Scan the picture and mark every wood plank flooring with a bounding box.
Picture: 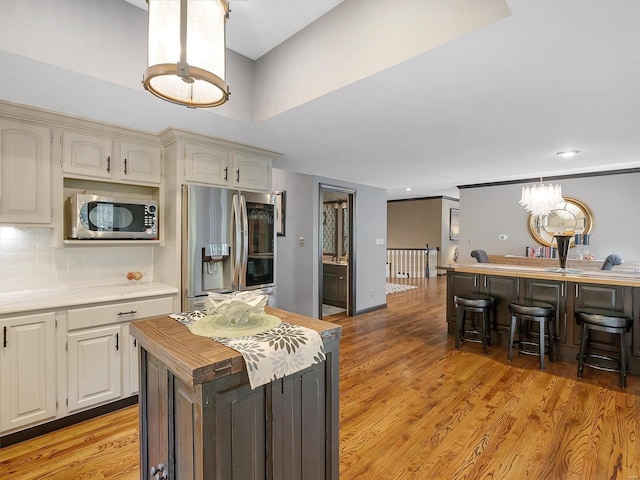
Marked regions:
[2,276,639,479]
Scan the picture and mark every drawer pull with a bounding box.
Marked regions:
[117,310,137,316]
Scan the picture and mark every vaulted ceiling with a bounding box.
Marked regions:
[1,0,638,199]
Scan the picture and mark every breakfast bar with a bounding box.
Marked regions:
[446,263,640,373]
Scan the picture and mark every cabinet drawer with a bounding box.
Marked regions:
[68,297,173,330]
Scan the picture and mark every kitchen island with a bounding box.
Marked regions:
[129,307,341,480]
[446,263,640,373]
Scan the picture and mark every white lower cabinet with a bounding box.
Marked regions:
[0,294,174,437]
[67,324,123,412]
[0,313,56,432]
[65,296,173,411]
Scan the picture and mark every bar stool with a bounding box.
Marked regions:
[575,309,633,388]
[508,301,555,370]
[454,293,494,355]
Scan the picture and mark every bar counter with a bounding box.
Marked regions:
[445,263,640,374]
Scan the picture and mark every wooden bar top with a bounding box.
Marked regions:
[452,263,640,287]
[129,307,342,387]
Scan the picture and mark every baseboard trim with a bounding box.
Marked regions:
[0,395,138,448]
[355,303,387,315]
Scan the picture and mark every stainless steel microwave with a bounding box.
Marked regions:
[65,194,158,240]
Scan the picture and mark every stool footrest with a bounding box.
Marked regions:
[581,353,622,373]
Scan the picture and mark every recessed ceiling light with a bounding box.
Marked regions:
[406,187,412,191]
[556,150,581,158]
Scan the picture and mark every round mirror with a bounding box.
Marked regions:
[527,196,594,247]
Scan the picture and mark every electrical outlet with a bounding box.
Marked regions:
[370,289,375,297]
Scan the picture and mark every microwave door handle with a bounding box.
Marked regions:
[239,194,248,289]
[232,194,242,289]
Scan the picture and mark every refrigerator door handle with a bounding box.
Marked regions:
[239,194,249,289]
[232,194,242,289]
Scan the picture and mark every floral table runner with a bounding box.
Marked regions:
[170,311,325,389]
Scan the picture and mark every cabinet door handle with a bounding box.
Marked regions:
[473,276,477,288]
[115,333,119,351]
[117,310,137,316]
[236,168,240,183]
[133,338,137,347]
[124,158,128,175]
[106,156,111,173]
[224,166,228,181]
[3,326,6,348]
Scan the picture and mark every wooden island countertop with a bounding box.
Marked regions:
[129,306,342,387]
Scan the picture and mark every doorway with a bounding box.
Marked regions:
[319,184,355,319]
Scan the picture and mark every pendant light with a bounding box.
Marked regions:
[519,179,563,217]
[143,0,230,108]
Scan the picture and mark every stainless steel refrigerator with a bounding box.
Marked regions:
[181,185,276,311]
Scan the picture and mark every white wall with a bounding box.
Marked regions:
[458,171,640,264]
[272,169,316,316]
[273,168,387,318]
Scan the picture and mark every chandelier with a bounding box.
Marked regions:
[143,0,230,108]
[519,180,563,217]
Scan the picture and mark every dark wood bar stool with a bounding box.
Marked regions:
[454,293,494,355]
[575,309,633,388]
[508,301,555,370]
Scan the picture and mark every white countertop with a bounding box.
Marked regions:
[0,282,179,316]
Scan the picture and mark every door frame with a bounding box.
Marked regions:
[319,184,356,318]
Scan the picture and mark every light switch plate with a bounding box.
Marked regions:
[376,238,384,246]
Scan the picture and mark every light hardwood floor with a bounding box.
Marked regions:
[1,276,638,479]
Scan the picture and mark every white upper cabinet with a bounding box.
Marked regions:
[119,140,162,184]
[0,118,52,224]
[62,130,113,180]
[62,131,161,185]
[231,152,272,191]
[184,143,230,186]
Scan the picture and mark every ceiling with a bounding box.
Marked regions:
[4,1,640,200]
[123,0,344,60]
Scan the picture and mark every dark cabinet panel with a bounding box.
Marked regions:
[523,278,567,344]
[571,283,632,355]
[446,272,480,330]
[483,275,520,335]
[211,375,266,480]
[323,264,347,308]
[272,361,326,480]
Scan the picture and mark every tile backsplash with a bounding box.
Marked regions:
[0,226,154,294]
